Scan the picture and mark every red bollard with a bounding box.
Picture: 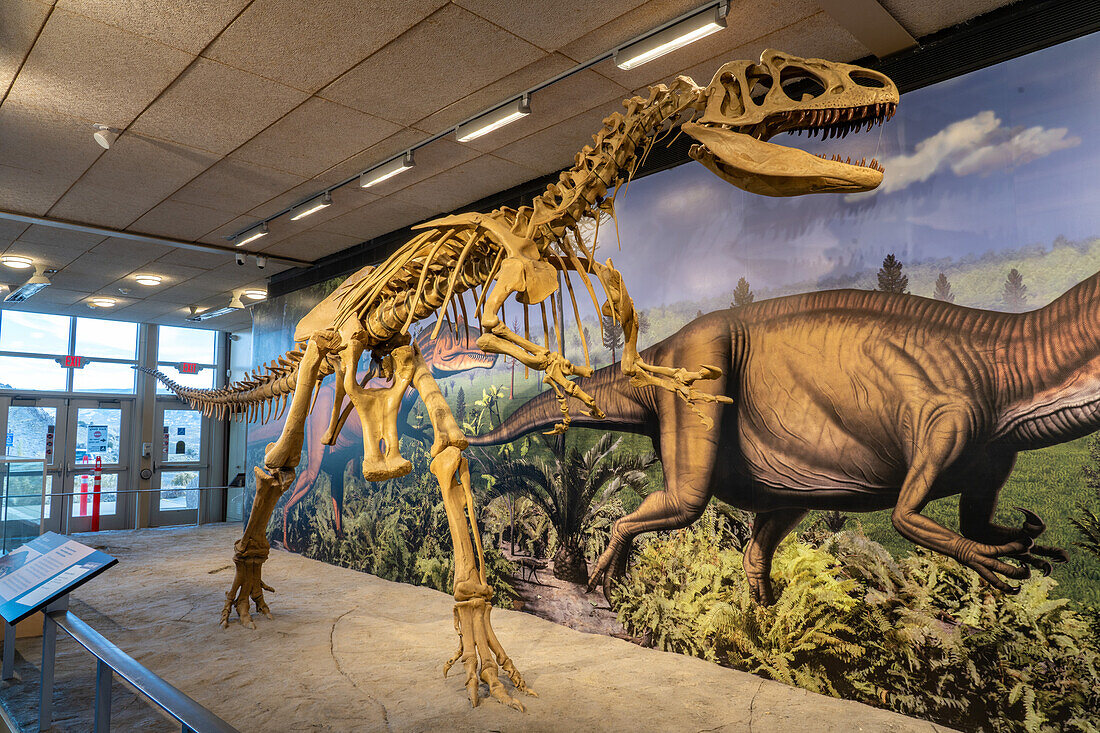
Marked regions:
[91,456,102,531]
[79,454,90,516]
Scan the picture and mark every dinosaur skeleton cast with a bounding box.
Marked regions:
[142,51,898,709]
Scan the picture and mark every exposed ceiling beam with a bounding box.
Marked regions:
[0,210,312,268]
[816,0,917,58]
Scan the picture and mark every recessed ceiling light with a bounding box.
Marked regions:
[242,289,267,300]
[360,152,415,188]
[92,123,121,149]
[233,222,269,247]
[289,192,332,221]
[456,96,531,142]
[135,275,162,286]
[1,255,33,269]
[89,297,116,308]
[614,4,727,70]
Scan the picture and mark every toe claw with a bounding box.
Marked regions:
[1016,507,1045,536]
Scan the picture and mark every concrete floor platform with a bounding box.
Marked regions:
[0,524,953,732]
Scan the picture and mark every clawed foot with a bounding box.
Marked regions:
[221,537,274,629]
[588,540,630,602]
[955,508,1067,593]
[443,599,536,711]
[625,360,731,429]
[745,571,776,606]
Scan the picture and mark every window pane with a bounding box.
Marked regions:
[73,408,121,465]
[75,318,137,359]
[155,365,214,394]
[73,362,136,394]
[0,356,67,391]
[158,326,216,364]
[71,472,117,517]
[158,470,199,511]
[0,312,70,355]
[162,409,202,463]
[4,471,52,522]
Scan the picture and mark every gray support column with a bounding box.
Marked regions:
[94,658,112,733]
[38,595,69,731]
[3,620,15,679]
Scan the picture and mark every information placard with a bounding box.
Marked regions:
[87,425,108,453]
[0,533,116,624]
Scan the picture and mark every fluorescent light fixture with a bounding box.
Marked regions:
[1,255,33,269]
[89,297,116,308]
[135,274,162,286]
[614,4,727,70]
[242,289,267,300]
[92,123,121,149]
[289,192,332,221]
[187,294,245,321]
[360,152,415,188]
[4,267,50,303]
[233,222,268,247]
[456,96,530,142]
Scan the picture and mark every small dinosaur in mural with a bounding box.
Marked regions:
[141,50,898,710]
[469,286,1086,604]
[248,318,496,548]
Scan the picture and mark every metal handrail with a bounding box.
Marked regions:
[48,609,239,733]
[49,485,233,498]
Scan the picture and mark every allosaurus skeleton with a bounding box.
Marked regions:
[144,50,898,710]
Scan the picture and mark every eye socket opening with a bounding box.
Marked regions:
[780,67,825,101]
[849,70,886,88]
[747,73,772,105]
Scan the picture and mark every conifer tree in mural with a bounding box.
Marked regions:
[731,277,755,308]
[933,272,955,302]
[601,312,623,363]
[876,253,909,293]
[1003,267,1028,311]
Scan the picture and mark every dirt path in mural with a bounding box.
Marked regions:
[500,544,641,641]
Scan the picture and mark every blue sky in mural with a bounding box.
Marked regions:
[604,32,1100,309]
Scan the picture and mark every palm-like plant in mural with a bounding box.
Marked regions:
[485,433,657,583]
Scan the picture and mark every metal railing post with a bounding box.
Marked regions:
[95,658,112,733]
[3,620,14,679]
[38,594,69,731]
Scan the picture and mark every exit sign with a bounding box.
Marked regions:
[177,362,200,374]
[59,355,87,369]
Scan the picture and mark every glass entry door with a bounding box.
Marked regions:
[64,400,131,532]
[151,400,208,526]
[0,397,62,537]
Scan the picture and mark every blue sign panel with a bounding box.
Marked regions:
[0,533,116,624]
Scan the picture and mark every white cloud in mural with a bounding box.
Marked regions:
[860,111,1080,197]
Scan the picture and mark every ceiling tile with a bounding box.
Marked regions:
[5,8,193,125]
[10,287,91,307]
[244,179,378,222]
[204,0,448,93]
[16,224,105,249]
[0,0,52,97]
[260,230,362,259]
[320,4,544,126]
[172,158,305,216]
[124,259,210,284]
[878,0,1015,38]
[231,98,403,178]
[390,154,538,214]
[192,262,265,289]
[47,135,220,228]
[130,58,308,155]
[55,0,250,54]
[454,0,647,52]
[112,300,184,320]
[0,102,107,214]
[89,238,169,269]
[316,197,435,240]
[1,241,86,270]
[463,68,628,153]
[312,127,429,187]
[0,222,28,240]
[153,247,234,270]
[145,280,224,303]
[494,104,611,171]
[129,199,238,242]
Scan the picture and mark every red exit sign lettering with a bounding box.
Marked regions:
[177,362,200,374]
[60,355,86,368]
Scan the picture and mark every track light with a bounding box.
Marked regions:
[92,124,121,149]
[242,289,267,300]
[456,96,530,142]
[233,222,268,247]
[289,192,332,221]
[1,255,33,269]
[89,297,116,308]
[360,152,415,188]
[135,275,162,286]
[4,267,50,303]
[187,294,245,322]
[614,3,727,70]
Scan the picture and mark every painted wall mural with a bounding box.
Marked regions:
[247,33,1100,731]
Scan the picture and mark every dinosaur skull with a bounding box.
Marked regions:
[682,49,898,196]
